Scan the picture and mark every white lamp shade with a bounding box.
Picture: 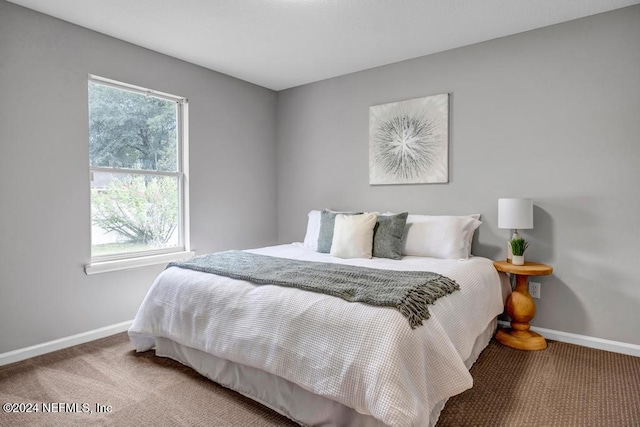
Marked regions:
[498,198,533,230]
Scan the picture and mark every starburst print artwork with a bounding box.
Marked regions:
[369,94,449,184]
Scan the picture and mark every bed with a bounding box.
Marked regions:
[129,211,510,426]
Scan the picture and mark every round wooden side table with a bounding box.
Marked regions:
[493,261,553,351]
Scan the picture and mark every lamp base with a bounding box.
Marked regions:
[506,229,521,263]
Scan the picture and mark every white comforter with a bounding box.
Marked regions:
[129,244,506,426]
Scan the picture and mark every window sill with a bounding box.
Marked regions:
[85,250,195,275]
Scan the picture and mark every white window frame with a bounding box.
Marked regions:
[85,75,193,274]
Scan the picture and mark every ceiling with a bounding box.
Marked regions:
[8,0,640,91]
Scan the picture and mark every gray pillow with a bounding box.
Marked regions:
[373,212,409,259]
[317,210,361,253]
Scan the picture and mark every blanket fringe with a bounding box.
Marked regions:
[398,278,460,329]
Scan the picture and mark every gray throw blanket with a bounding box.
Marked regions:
[168,251,459,329]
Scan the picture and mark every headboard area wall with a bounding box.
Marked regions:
[275,6,640,346]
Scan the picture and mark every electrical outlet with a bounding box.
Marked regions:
[529,282,541,299]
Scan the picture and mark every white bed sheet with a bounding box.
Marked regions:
[129,243,508,426]
[154,317,497,427]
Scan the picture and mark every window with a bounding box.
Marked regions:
[86,76,190,273]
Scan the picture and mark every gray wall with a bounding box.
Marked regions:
[2,1,638,354]
[0,1,278,354]
[276,6,640,345]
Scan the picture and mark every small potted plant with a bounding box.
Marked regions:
[509,237,529,266]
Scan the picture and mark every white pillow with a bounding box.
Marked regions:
[405,214,481,257]
[330,213,378,259]
[403,215,481,259]
[303,210,322,250]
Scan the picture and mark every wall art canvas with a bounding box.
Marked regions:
[369,93,449,185]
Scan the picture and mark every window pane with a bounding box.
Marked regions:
[88,81,178,172]
[91,172,180,257]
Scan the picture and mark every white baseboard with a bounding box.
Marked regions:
[3,320,637,367]
[497,320,640,357]
[0,320,133,367]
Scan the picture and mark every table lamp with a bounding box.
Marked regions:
[498,198,533,263]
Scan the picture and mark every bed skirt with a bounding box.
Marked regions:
[151,317,497,427]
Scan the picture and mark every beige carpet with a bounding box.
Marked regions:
[0,334,297,427]
[437,338,640,426]
[1,333,638,426]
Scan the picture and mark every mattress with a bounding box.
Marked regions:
[129,243,510,426]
